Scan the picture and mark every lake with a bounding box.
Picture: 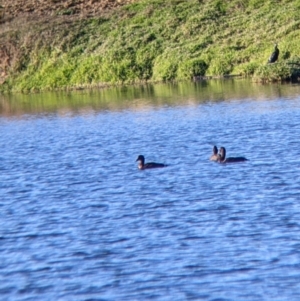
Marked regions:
[1,79,300,300]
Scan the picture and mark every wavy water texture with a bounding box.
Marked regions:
[1,80,300,300]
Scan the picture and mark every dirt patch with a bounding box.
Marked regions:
[0,0,138,85]
[1,0,136,19]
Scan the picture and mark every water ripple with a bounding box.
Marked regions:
[1,82,300,300]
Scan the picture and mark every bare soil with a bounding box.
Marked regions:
[1,0,135,19]
[0,0,137,85]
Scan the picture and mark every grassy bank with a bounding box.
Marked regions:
[1,0,300,92]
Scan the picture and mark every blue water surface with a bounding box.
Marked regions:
[1,80,300,300]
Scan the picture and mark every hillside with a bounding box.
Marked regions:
[0,0,300,92]
[0,0,135,18]
[0,0,135,86]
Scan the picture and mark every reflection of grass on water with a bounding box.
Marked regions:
[2,79,299,117]
[1,0,300,92]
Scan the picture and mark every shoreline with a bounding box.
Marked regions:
[1,73,300,96]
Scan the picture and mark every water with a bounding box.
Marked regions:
[1,79,300,300]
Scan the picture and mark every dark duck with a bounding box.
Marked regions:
[268,43,279,63]
[210,146,219,161]
[217,147,248,163]
[136,155,167,170]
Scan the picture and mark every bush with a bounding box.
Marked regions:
[207,58,233,76]
[253,62,291,82]
[178,58,208,79]
[152,50,179,81]
[240,62,259,76]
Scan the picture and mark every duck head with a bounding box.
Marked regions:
[136,155,144,161]
[218,147,226,161]
[213,145,218,155]
[136,155,145,169]
[136,155,145,164]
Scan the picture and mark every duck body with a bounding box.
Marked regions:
[220,156,248,163]
[209,145,219,161]
[268,44,279,63]
[136,155,167,170]
[217,147,248,163]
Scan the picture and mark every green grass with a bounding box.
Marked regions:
[1,0,300,92]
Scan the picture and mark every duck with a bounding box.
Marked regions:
[268,43,279,63]
[209,145,219,161]
[136,155,167,170]
[217,146,248,163]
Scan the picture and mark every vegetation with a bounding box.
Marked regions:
[1,0,300,92]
